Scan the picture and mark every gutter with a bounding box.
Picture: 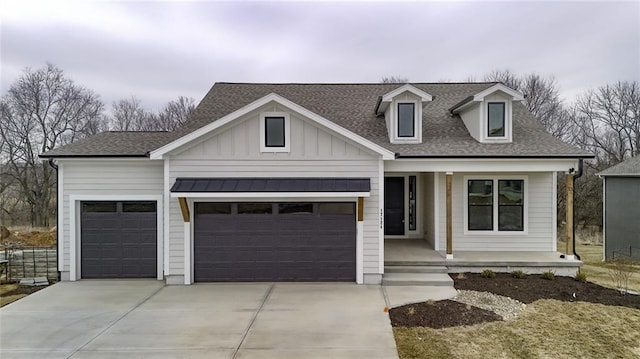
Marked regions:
[395,154,596,159]
[48,159,61,282]
[572,159,584,260]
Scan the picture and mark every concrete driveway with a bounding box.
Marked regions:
[0,281,398,358]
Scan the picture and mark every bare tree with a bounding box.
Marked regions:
[381,76,409,84]
[108,96,195,131]
[0,63,104,226]
[572,81,640,168]
[109,96,150,131]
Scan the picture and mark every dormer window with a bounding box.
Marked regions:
[398,103,415,137]
[260,112,290,152]
[487,102,505,137]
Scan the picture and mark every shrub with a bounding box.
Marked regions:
[541,270,555,280]
[511,270,526,279]
[574,269,587,283]
[407,306,416,316]
[608,256,633,295]
[481,269,496,278]
[455,272,467,280]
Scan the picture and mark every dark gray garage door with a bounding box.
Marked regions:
[81,201,157,278]
[194,202,356,282]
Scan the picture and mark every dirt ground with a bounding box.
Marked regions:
[0,226,56,248]
[390,273,640,328]
[0,283,48,307]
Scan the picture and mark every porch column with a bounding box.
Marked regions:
[178,198,193,284]
[565,174,575,260]
[356,197,364,284]
[446,172,453,259]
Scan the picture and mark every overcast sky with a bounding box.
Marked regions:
[1,1,639,112]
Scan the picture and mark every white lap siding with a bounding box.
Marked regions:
[59,160,164,277]
[437,172,555,251]
[166,104,383,279]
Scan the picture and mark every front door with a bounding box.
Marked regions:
[384,177,405,235]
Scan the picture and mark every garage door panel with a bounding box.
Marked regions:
[194,202,355,282]
[81,201,157,279]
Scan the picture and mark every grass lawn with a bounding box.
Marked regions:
[573,243,640,292]
[0,283,27,307]
[394,299,640,359]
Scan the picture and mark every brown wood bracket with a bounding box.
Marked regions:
[178,197,190,222]
[357,197,364,222]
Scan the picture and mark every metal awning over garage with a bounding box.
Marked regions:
[170,178,371,197]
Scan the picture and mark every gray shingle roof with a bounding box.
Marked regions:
[40,131,175,157]
[598,156,640,176]
[41,82,593,158]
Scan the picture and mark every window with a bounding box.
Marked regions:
[498,180,524,231]
[487,102,505,137]
[467,178,525,232]
[468,180,493,230]
[260,112,290,152]
[408,176,417,230]
[279,203,313,214]
[397,103,415,137]
[265,116,285,147]
[82,202,117,213]
[318,203,354,215]
[122,202,156,213]
[196,203,231,214]
[238,203,272,214]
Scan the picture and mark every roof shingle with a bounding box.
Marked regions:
[41,82,593,158]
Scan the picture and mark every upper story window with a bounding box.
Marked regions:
[397,103,415,137]
[487,102,506,137]
[260,112,290,152]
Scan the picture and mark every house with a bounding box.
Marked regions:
[40,82,594,285]
[598,156,640,261]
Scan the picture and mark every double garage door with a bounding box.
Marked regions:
[194,202,356,282]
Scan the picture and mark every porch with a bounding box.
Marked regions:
[384,239,582,276]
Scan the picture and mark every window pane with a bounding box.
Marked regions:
[196,203,231,214]
[238,203,272,214]
[82,202,117,213]
[398,103,415,137]
[122,202,156,212]
[318,203,354,215]
[468,180,493,205]
[488,103,505,137]
[279,203,313,214]
[498,180,523,205]
[469,206,493,230]
[265,117,285,147]
[499,205,523,231]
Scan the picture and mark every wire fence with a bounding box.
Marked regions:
[0,246,57,282]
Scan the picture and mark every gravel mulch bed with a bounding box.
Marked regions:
[389,273,639,329]
[454,273,640,309]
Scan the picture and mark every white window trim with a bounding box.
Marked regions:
[391,99,421,144]
[481,100,512,143]
[260,111,290,153]
[463,175,528,235]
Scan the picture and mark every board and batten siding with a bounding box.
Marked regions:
[59,160,164,275]
[437,172,555,251]
[166,102,383,277]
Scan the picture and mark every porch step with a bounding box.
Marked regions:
[384,265,448,274]
[382,272,454,286]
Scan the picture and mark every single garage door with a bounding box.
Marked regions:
[81,201,157,278]
[194,202,356,282]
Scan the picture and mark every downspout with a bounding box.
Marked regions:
[572,159,584,260]
[48,159,61,281]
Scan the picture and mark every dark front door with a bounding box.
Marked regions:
[384,177,405,235]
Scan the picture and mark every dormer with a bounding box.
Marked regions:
[449,83,524,144]
[375,84,433,144]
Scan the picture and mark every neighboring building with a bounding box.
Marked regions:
[40,82,594,284]
[598,156,640,261]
